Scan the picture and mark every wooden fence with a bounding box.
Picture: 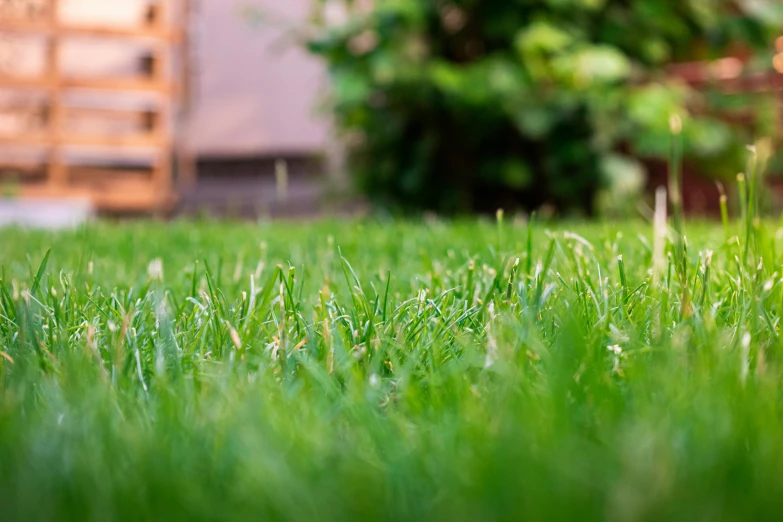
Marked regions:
[0,0,188,212]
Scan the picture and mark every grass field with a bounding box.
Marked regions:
[2,214,783,521]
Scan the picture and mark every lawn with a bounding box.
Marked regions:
[1,217,783,521]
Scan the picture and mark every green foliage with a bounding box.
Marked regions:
[3,211,783,519]
[306,0,781,215]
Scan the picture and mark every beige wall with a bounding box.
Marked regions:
[188,0,329,157]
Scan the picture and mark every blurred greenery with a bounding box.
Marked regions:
[305,0,782,215]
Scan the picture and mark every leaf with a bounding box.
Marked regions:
[332,71,371,105]
[572,45,632,84]
[742,0,783,25]
[515,21,573,55]
[430,61,464,94]
[685,118,734,157]
[600,153,646,195]
[513,105,556,139]
[486,59,525,98]
[30,249,51,297]
[501,160,533,190]
[627,83,689,132]
[0,269,16,322]
[641,38,671,64]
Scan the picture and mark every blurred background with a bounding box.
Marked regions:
[1,0,782,225]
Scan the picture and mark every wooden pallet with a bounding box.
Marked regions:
[0,0,189,212]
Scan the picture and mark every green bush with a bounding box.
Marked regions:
[306,0,782,215]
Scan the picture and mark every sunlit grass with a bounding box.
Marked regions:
[1,207,783,520]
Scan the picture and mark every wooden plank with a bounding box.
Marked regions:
[667,59,783,93]
[0,75,171,93]
[0,76,54,91]
[64,106,158,131]
[19,184,92,201]
[64,133,166,148]
[0,162,47,176]
[172,0,196,189]
[62,77,172,93]
[63,24,176,41]
[0,19,176,41]
[20,180,175,212]
[69,168,153,183]
[72,179,173,211]
[0,133,52,145]
[46,1,66,188]
[0,104,160,123]
[152,140,173,192]
[667,58,744,83]
[65,106,157,116]
[0,132,167,148]
[690,73,783,94]
[92,190,175,212]
[0,19,52,33]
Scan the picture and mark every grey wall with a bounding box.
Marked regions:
[187,0,329,157]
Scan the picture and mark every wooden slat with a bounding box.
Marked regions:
[70,168,152,183]
[0,162,47,175]
[0,19,51,33]
[0,76,53,91]
[92,189,175,212]
[20,180,176,212]
[0,104,158,121]
[152,137,173,191]
[0,131,166,148]
[64,106,156,117]
[0,132,52,145]
[64,133,166,148]
[74,180,173,211]
[65,106,158,134]
[667,59,783,93]
[63,24,176,41]
[64,106,158,131]
[1,165,158,185]
[0,19,176,41]
[0,75,171,93]
[173,0,197,189]
[63,77,171,93]
[19,184,92,201]
[45,2,66,188]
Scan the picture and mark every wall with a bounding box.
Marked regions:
[187,0,329,157]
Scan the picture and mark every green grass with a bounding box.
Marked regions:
[2,216,783,521]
